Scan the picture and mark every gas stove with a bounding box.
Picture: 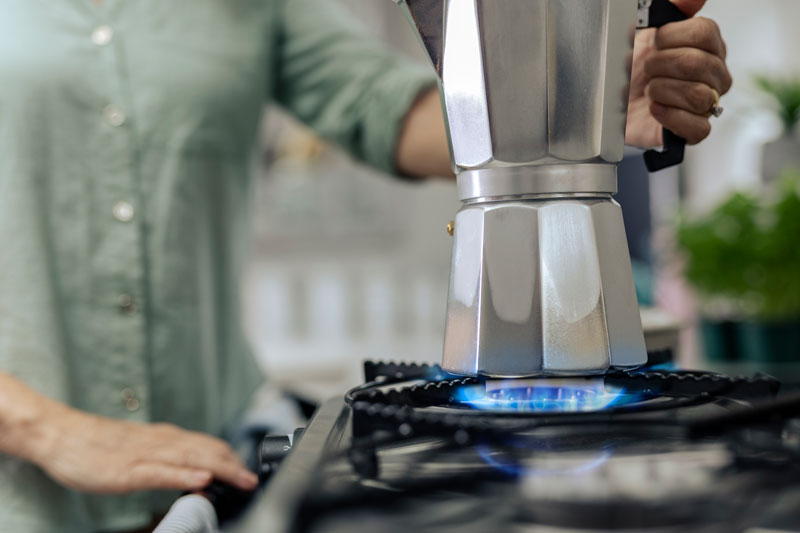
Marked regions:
[232,353,800,533]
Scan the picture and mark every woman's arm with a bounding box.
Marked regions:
[394,89,453,179]
[0,371,258,494]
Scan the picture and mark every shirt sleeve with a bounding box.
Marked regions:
[272,0,438,174]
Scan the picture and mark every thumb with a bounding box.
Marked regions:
[670,0,706,17]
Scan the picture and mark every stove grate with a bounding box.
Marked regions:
[344,354,786,478]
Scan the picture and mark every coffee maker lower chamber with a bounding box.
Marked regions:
[443,166,646,377]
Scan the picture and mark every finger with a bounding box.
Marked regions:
[650,102,712,145]
[123,463,212,493]
[181,444,256,490]
[195,453,256,490]
[644,47,733,95]
[188,433,241,462]
[156,441,257,490]
[655,17,726,59]
[646,78,718,116]
[669,0,706,17]
[150,424,240,463]
[147,426,256,490]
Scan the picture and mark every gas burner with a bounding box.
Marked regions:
[456,377,643,413]
[237,355,800,533]
[345,357,781,448]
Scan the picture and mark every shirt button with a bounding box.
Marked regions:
[121,387,140,412]
[103,104,126,127]
[91,25,113,46]
[118,293,136,314]
[112,201,134,222]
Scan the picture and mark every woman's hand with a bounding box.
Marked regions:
[26,402,258,495]
[626,0,733,148]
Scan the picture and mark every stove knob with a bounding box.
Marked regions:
[259,435,292,483]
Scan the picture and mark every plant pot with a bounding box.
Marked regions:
[700,319,742,361]
[762,134,800,182]
[737,320,800,363]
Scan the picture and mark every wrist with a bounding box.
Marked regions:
[26,400,73,468]
[0,389,69,465]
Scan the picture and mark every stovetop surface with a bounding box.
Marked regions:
[234,356,800,533]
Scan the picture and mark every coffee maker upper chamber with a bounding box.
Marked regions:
[395,0,657,377]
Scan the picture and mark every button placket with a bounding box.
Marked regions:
[90,12,151,422]
[94,26,127,130]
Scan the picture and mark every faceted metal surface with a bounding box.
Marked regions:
[396,0,638,195]
[442,198,646,377]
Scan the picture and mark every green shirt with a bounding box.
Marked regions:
[0,1,433,530]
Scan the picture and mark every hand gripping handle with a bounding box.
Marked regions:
[640,0,689,172]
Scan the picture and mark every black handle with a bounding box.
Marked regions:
[643,0,688,28]
[644,129,685,172]
[642,0,689,173]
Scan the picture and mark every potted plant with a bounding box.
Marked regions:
[756,75,800,181]
[676,170,800,362]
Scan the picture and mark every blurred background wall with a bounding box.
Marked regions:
[243,0,800,400]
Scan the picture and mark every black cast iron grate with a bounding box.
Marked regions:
[343,353,787,477]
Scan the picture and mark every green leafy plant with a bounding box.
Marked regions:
[755,75,800,135]
[676,170,800,322]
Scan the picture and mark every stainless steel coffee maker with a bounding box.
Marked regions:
[395,0,687,377]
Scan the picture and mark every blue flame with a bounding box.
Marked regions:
[477,443,614,477]
[453,379,641,413]
[645,362,678,371]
